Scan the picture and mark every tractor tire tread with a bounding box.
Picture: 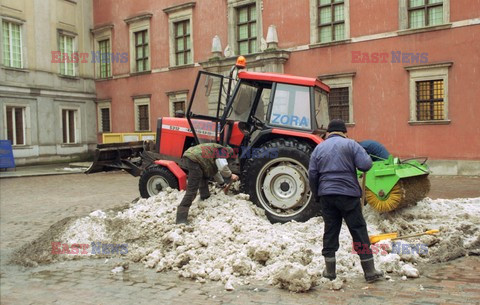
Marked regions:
[138,166,179,198]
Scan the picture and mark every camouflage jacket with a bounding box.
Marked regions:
[183,143,234,177]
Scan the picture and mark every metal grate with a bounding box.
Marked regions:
[174,101,185,112]
[101,108,110,132]
[138,105,149,131]
[416,80,444,120]
[328,87,349,122]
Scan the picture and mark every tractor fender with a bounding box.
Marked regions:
[154,160,187,190]
[244,129,322,159]
[271,129,323,145]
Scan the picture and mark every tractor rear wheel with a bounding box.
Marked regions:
[139,166,179,198]
[242,138,319,223]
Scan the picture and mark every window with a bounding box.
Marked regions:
[62,109,77,143]
[97,102,111,133]
[135,30,149,72]
[134,97,150,131]
[173,101,185,113]
[59,34,75,76]
[237,4,257,55]
[408,0,444,29]
[328,87,349,122]
[6,106,25,145]
[319,73,355,123]
[227,0,262,56]
[100,108,111,132]
[174,20,191,66]
[167,90,189,117]
[164,3,195,68]
[98,39,111,78]
[2,20,23,68]
[415,80,444,120]
[406,62,451,124]
[270,84,311,130]
[318,0,345,42]
[138,105,149,130]
[126,13,152,74]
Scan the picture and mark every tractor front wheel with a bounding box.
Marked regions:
[242,138,319,223]
[139,166,179,198]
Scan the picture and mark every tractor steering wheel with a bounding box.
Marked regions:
[251,115,265,129]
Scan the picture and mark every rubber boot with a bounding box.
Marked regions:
[322,257,336,280]
[176,207,189,225]
[361,258,384,283]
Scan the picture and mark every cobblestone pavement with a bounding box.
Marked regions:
[1,173,479,305]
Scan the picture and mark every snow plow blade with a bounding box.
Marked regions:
[359,156,431,213]
[85,141,151,177]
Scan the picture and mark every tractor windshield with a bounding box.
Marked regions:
[270,84,312,130]
[314,88,330,130]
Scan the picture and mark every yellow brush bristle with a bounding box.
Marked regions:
[365,183,403,213]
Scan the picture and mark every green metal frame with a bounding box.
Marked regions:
[358,155,430,200]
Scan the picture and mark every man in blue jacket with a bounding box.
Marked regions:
[308,119,384,283]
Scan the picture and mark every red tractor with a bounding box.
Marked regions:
[87,57,332,223]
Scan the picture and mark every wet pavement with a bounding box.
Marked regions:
[0,170,479,304]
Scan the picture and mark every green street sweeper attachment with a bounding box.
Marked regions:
[359,156,431,213]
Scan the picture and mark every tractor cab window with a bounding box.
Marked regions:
[314,88,330,129]
[227,82,259,122]
[254,87,271,122]
[270,84,311,130]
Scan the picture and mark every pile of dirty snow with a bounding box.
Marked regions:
[12,188,480,292]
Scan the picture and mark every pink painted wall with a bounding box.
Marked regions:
[93,0,480,161]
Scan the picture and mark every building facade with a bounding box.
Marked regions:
[91,0,480,175]
[0,0,96,165]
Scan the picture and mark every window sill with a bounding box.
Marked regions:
[12,145,32,149]
[168,64,195,71]
[398,24,452,36]
[346,122,355,127]
[408,120,451,126]
[95,76,113,82]
[59,74,80,80]
[2,66,29,73]
[129,70,152,77]
[309,39,352,49]
[61,143,83,147]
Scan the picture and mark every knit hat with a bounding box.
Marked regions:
[327,119,347,133]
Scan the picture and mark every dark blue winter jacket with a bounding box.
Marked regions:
[359,140,390,161]
[308,134,372,198]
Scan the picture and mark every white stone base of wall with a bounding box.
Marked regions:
[427,160,480,176]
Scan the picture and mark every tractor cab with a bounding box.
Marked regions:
[186,56,331,152]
